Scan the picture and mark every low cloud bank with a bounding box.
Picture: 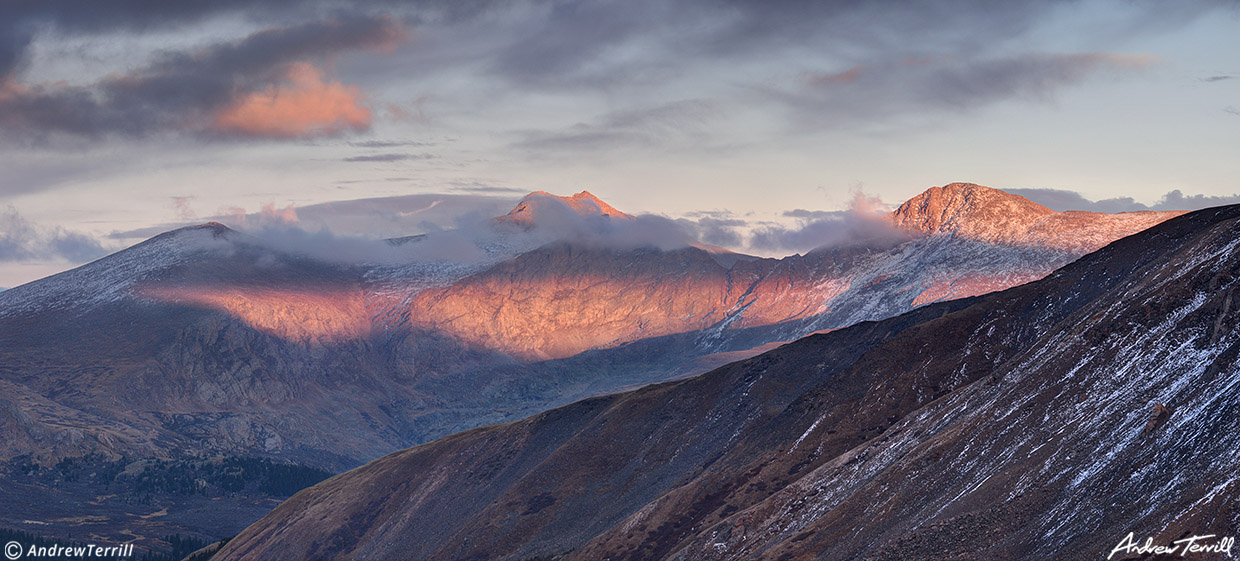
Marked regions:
[0,206,110,263]
[747,190,913,255]
[1007,188,1240,213]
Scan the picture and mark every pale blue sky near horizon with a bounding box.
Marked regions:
[1,0,1238,287]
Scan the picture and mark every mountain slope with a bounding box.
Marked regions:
[0,184,1187,547]
[214,204,1240,561]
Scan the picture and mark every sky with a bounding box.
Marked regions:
[1,0,1238,287]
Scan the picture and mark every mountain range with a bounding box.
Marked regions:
[0,183,1187,549]
[213,201,1240,561]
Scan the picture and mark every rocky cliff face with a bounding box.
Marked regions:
[214,204,1240,561]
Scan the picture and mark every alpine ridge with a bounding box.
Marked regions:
[214,203,1240,561]
[0,183,1187,546]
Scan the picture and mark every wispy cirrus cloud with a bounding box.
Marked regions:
[342,152,436,162]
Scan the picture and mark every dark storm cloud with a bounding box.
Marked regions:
[342,153,436,162]
[1008,188,1240,212]
[0,14,405,141]
[0,205,108,263]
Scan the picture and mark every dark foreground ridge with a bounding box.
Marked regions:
[215,204,1240,561]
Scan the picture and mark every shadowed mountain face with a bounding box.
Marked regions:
[214,204,1240,561]
[0,185,1185,545]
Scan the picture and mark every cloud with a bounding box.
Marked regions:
[342,152,436,162]
[171,196,197,220]
[110,193,524,242]
[677,216,748,248]
[2,0,1229,148]
[494,196,703,253]
[259,203,299,224]
[448,183,527,194]
[346,139,436,148]
[0,14,406,142]
[1007,188,1240,212]
[1153,190,1240,211]
[515,99,717,153]
[1200,75,1237,82]
[0,206,109,263]
[161,193,701,266]
[672,210,751,248]
[211,63,372,139]
[776,52,1157,128]
[747,190,911,254]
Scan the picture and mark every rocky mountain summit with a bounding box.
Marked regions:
[892,182,1181,252]
[500,190,635,226]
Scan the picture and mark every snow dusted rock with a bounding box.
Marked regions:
[892,182,1183,253]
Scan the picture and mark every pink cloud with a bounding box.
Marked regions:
[261,203,299,224]
[807,66,864,86]
[211,63,371,139]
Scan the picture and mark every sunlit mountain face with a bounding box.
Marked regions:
[31,185,1179,355]
[0,184,1189,549]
